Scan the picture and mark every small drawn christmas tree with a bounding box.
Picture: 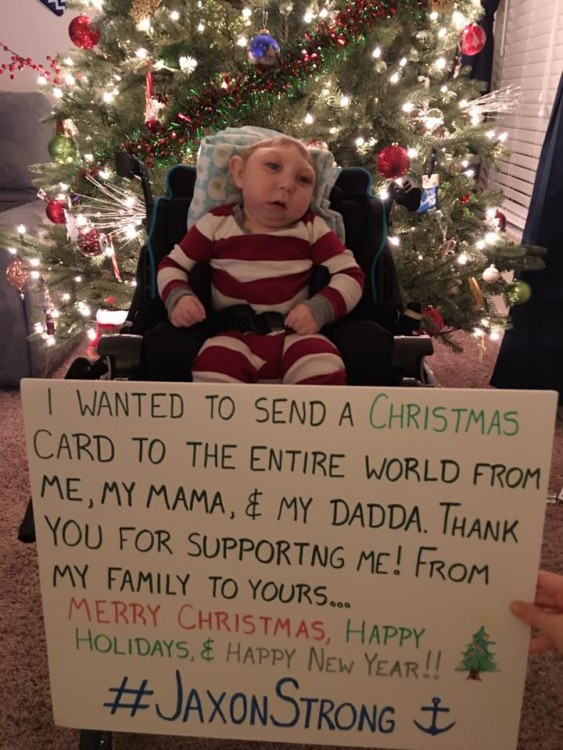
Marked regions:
[456,626,499,681]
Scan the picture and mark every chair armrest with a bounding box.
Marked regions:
[393,334,434,357]
[392,335,434,384]
[97,334,143,379]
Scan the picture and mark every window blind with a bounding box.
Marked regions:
[485,0,563,239]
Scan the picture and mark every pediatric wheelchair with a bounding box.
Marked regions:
[94,161,433,386]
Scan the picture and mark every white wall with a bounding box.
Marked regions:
[1,0,78,91]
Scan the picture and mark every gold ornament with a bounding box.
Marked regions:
[468,276,485,309]
[129,0,163,23]
[429,0,455,12]
[6,258,28,294]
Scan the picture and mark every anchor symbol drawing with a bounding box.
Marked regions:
[413,696,456,736]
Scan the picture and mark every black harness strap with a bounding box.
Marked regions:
[205,305,286,336]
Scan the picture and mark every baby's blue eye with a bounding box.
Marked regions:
[299,176,314,185]
[266,162,280,170]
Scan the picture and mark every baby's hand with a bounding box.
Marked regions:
[285,304,319,335]
[170,295,206,328]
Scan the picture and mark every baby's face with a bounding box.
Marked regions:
[231,144,316,232]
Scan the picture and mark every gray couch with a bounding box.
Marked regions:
[0,91,80,386]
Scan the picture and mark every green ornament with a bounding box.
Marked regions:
[48,133,77,164]
[505,280,532,306]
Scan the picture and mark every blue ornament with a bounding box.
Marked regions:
[247,30,280,68]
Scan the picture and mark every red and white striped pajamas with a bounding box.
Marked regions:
[157,204,364,384]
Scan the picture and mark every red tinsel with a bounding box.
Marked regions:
[124,0,427,163]
[422,305,445,335]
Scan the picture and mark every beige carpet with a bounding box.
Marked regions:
[1,333,562,750]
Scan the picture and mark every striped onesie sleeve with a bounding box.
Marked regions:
[157,210,218,315]
[304,212,364,326]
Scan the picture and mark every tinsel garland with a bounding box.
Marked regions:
[117,0,428,164]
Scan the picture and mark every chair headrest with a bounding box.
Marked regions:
[335,168,372,197]
[166,164,197,197]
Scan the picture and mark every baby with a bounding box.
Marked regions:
[157,136,364,384]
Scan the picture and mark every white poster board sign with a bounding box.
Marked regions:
[21,379,557,749]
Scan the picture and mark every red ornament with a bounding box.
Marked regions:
[145,68,167,131]
[69,15,100,50]
[77,228,106,257]
[45,199,67,224]
[377,144,410,179]
[493,209,507,231]
[460,193,472,205]
[422,305,444,336]
[458,23,486,56]
[45,310,55,336]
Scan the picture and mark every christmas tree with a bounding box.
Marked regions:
[1,0,545,352]
[456,625,499,680]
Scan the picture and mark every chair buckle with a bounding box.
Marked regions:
[255,311,286,335]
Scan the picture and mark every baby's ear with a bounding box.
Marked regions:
[229,155,245,189]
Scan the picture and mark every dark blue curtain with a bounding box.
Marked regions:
[460,0,500,92]
[490,73,563,401]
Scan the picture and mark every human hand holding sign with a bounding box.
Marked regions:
[511,570,563,654]
[285,303,319,335]
[170,295,206,328]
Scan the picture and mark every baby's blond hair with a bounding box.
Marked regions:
[238,136,314,166]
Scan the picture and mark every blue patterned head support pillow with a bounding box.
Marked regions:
[187,126,345,240]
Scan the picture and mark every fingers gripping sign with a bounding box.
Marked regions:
[511,570,563,654]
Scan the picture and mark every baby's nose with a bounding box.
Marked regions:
[278,177,296,192]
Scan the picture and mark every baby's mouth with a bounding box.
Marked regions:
[270,200,286,208]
